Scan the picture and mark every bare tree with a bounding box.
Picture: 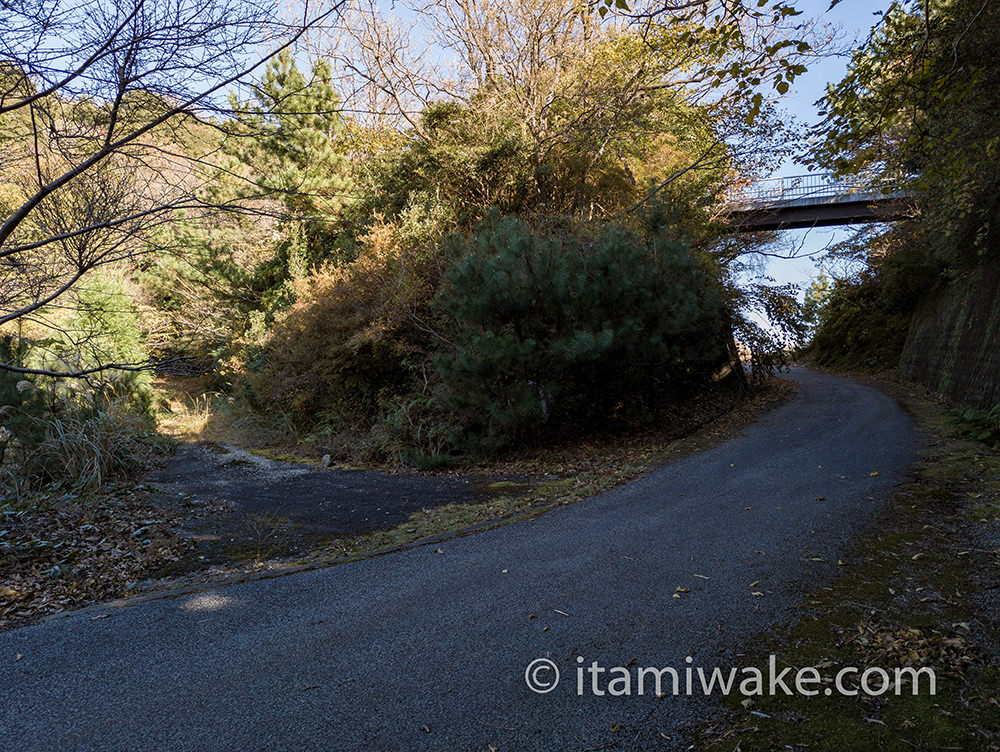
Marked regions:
[0,0,345,376]
[321,0,812,218]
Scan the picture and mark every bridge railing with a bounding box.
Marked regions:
[730,173,878,209]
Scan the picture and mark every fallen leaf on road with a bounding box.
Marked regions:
[749,580,760,588]
[869,471,880,477]
[744,506,752,511]
[90,614,109,621]
[15,654,23,661]
[434,548,443,554]
[675,587,690,593]
[751,592,764,597]
[610,723,621,732]
[694,574,710,580]
[815,496,826,501]
[673,594,681,599]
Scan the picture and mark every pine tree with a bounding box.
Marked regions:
[434,217,729,452]
[230,51,352,259]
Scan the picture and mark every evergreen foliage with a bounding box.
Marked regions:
[809,226,940,368]
[2,1,818,476]
[57,274,153,412]
[802,273,833,333]
[229,50,352,255]
[954,404,1000,446]
[434,216,729,452]
[0,336,53,458]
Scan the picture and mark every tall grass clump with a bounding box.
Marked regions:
[22,409,169,494]
[0,337,169,498]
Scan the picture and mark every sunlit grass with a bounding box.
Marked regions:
[153,376,298,448]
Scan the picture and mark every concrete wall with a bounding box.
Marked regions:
[899,262,1000,409]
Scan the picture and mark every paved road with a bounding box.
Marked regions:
[0,370,916,751]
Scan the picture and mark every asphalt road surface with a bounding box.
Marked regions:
[0,369,917,751]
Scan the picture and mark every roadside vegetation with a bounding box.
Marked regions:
[697,375,1000,751]
[1,0,811,477]
[806,0,1000,378]
[2,0,997,665]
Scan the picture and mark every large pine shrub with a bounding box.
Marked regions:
[434,216,730,452]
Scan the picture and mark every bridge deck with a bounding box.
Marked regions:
[725,174,916,231]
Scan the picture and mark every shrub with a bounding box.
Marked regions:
[49,272,155,414]
[809,275,912,369]
[954,404,1000,445]
[0,336,53,457]
[809,224,941,369]
[20,409,168,494]
[433,216,730,452]
[253,219,440,428]
[0,335,166,496]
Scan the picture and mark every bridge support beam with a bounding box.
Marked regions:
[726,196,917,232]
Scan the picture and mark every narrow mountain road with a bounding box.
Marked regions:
[0,370,917,751]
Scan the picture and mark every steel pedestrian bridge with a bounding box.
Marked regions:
[725,173,916,231]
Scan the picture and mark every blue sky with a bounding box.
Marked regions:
[758,0,896,291]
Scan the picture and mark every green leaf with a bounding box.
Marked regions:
[745,92,764,125]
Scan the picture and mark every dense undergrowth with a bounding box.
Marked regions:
[1,4,811,486]
[240,213,742,466]
[806,0,1000,404]
[806,223,942,371]
[0,336,169,499]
